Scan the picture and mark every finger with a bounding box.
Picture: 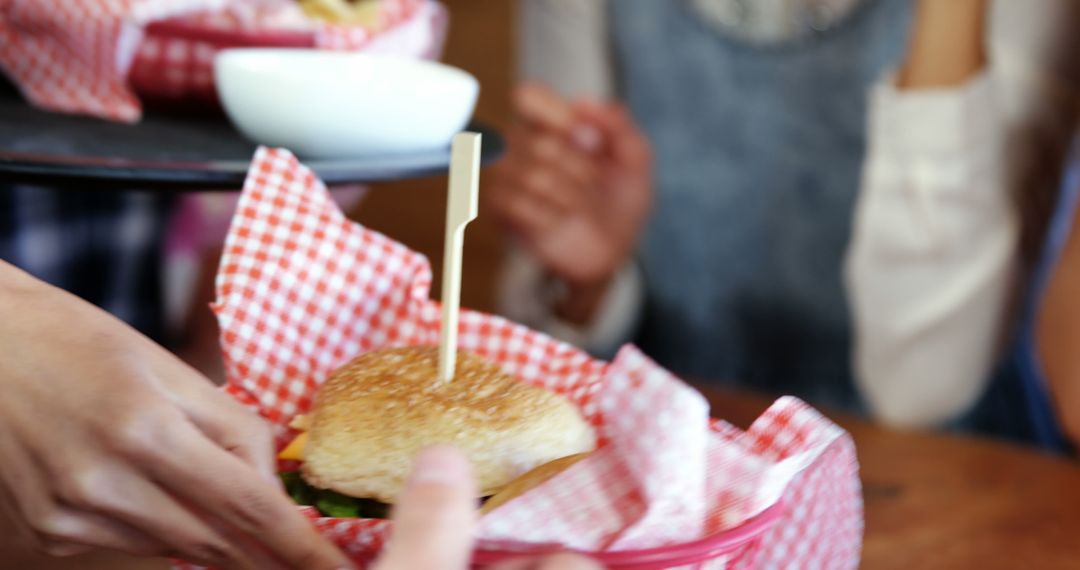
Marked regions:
[537,553,604,569]
[515,166,580,215]
[499,192,562,244]
[569,123,604,154]
[487,558,541,570]
[30,507,164,559]
[518,131,598,198]
[573,101,651,168]
[489,553,604,570]
[154,361,279,485]
[374,446,476,570]
[0,440,37,549]
[41,461,264,568]
[8,416,248,567]
[36,541,94,558]
[74,321,274,484]
[145,423,354,570]
[0,431,81,553]
[194,391,278,487]
[515,83,577,133]
[503,130,588,213]
[203,516,295,570]
[492,133,586,216]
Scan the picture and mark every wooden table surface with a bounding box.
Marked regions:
[703,386,1080,569]
[4,387,1079,569]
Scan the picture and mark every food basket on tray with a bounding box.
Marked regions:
[171,147,864,569]
[128,0,444,109]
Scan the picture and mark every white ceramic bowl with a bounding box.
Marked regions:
[215,49,479,158]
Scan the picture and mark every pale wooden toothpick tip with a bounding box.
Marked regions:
[438,132,482,383]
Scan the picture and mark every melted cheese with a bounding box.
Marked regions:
[278,432,308,461]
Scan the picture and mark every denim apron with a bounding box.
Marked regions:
[608,0,912,412]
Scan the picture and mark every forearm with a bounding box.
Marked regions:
[898,0,988,90]
[0,259,44,302]
[1038,225,1080,445]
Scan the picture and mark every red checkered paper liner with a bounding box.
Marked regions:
[0,0,435,122]
[130,0,441,106]
[0,0,222,121]
[173,147,862,569]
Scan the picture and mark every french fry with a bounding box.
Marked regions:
[299,0,382,26]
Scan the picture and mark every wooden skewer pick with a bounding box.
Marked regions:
[438,132,482,383]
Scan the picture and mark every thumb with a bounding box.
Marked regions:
[374,446,478,570]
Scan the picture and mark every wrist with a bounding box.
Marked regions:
[0,261,52,339]
[0,260,38,299]
[550,274,614,327]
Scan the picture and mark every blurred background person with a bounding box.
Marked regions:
[490,0,914,415]
[1036,143,1080,450]
[1024,11,1080,451]
[489,0,1080,438]
[851,0,1080,451]
[1030,142,1080,451]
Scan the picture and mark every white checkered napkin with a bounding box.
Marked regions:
[0,0,222,121]
[473,394,862,565]
[181,148,863,569]
[475,346,710,551]
[706,398,863,569]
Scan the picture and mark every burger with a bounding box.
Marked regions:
[277,346,596,517]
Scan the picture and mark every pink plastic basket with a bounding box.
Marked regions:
[470,501,785,570]
[128,0,426,111]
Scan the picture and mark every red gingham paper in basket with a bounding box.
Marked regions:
[173,147,862,569]
[0,0,222,121]
[130,0,438,106]
[0,0,432,122]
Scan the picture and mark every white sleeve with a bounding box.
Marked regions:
[498,247,644,358]
[517,0,613,98]
[497,0,636,355]
[845,71,1020,428]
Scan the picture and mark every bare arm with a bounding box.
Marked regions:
[1037,200,1080,444]
[898,0,988,89]
[847,0,1019,427]
[492,0,650,354]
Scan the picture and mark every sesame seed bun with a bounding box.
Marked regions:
[301,346,596,503]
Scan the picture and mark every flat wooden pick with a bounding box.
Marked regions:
[438,132,482,382]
